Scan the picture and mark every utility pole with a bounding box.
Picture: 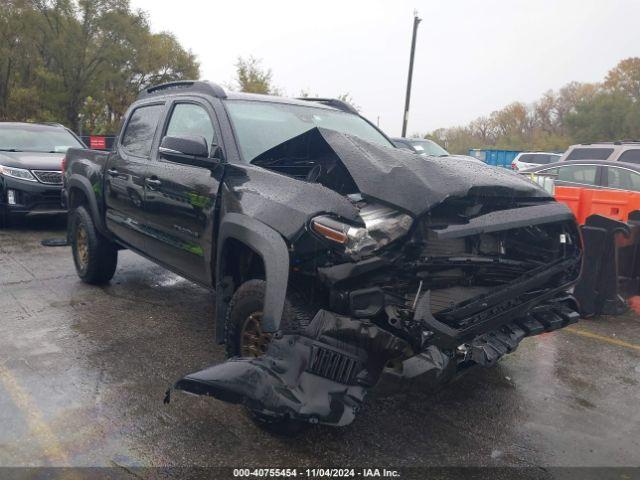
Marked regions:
[401,11,421,137]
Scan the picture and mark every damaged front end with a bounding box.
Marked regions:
[172,128,583,428]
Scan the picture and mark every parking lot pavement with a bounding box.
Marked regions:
[1,216,639,472]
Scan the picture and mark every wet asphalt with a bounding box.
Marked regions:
[0,215,639,473]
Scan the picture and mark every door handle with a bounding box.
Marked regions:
[145,178,162,187]
[107,168,118,176]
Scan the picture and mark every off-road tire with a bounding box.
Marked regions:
[224,279,304,358]
[70,206,118,285]
[224,279,309,435]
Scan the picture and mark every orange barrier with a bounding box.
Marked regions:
[554,186,640,225]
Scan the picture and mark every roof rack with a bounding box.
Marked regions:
[38,122,65,128]
[137,80,226,100]
[296,97,359,115]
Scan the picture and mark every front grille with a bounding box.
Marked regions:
[32,170,62,185]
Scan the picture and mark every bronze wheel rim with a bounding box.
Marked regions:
[76,225,89,269]
[240,311,272,357]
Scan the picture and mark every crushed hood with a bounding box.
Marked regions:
[251,127,552,217]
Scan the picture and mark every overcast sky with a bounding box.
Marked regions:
[131,0,639,137]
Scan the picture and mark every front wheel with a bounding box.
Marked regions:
[70,206,118,285]
[224,279,309,435]
[224,279,304,358]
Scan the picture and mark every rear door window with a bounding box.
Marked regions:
[556,165,598,186]
[618,149,640,164]
[566,147,613,161]
[121,104,164,157]
[606,167,640,192]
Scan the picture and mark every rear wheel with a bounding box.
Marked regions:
[224,279,309,435]
[70,206,118,284]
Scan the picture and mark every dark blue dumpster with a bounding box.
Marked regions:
[468,149,521,168]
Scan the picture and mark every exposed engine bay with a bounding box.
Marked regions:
[172,128,583,429]
[307,200,581,350]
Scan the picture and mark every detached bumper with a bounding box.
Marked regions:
[0,175,64,215]
[171,296,578,427]
[174,311,406,427]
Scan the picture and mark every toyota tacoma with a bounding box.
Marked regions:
[62,81,582,433]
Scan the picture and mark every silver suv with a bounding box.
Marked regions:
[559,141,640,163]
[512,152,561,171]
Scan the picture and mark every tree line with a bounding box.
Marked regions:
[0,0,199,134]
[423,58,640,154]
[0,0,357,136]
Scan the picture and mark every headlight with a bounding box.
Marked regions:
[311,204,413,259]
[0,165,37,182]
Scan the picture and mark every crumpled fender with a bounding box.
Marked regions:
[221,163,359,241]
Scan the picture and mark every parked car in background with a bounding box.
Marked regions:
[391,137,449,156]
[511,152,562,171]
[0,122,85,227]
[393,137,483,163]
[522,160,640,225]
[559,141,640,163]
[522,160,640,191]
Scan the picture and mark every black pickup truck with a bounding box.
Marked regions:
[63,81,582,433]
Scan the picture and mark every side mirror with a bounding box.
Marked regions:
[159,135,223,169]
[160,135,209,158]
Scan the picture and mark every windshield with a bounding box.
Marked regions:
[408,139,449,156]
[225,100,393,162]
[0,125,83,153]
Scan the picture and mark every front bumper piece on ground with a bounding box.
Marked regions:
[173,311,408,426]
[169,296,579,427]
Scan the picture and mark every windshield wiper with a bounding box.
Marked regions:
[0,148,22,152]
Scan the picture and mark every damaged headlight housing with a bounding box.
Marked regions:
[311,204,413,259]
